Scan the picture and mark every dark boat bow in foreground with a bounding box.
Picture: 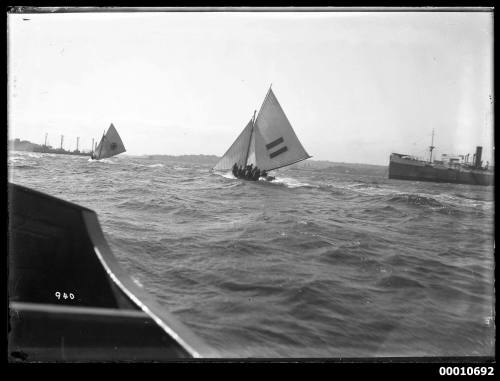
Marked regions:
[8,183,216,361]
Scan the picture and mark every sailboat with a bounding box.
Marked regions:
[213,86,311,180]
[91,123,126,160]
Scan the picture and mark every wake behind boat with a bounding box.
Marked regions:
[213,86,311,181]
[91,123,126,160]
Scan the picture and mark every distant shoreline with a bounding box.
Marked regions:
[9,138,388,171]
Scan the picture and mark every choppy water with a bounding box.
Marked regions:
[8,151,495,358]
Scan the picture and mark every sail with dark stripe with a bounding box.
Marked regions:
[93,123,126,160]
[252,88,310,171]
[213,87,311,173]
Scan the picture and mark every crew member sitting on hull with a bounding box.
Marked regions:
[245,164,254,179]
[252,167,261,181]
[233,163,266,181]
[237,165,245,178]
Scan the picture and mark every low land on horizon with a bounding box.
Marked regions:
[8,138,92,154]
[9,138,388,175]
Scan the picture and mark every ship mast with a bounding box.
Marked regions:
[429,129,435,163]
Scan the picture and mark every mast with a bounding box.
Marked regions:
[429,129,435,163]
[44,133,48,147]
[60,135,64,150]
[244,110,257,166]
[91,138,94,154]
[244,84,272,167]
[76,137,79,152]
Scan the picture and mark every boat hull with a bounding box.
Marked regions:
[8,183,214,361]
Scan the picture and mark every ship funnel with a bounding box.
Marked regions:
[474,146,483,168]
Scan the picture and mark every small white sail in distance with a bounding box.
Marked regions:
[213,87,311,172]
[93,123,126,160]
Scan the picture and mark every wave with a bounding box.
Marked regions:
[8,154,40,170]
[9,164,38,170]
[348,185,399,197]
[388,193,444,208]
[315,180,398,198]
[377,275,425,289]
[318,247,359,265]
[269,177,315,189]
[87,158,120,164]
[351,181,381,189]
[315,184,346,196]
[21,152,44,158]
[212,172,314,189]
[212,170,235,180]
[454,192,494,202]
[453,193,487,201]
[218,280,284,296]
[8,155,27,163]
[10,152,494,358]
[116,199,150,210]
[387,192,488,217]
[133,163,165,168]
[437,193,492,210]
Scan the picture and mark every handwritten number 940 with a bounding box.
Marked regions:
[55,292,75,300]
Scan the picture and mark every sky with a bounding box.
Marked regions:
[8,9,494,166]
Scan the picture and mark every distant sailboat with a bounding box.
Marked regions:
[213,86,311,180]
[91,123,126,160]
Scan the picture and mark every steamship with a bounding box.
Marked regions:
[388,131,493,186]
[33,134,91,156]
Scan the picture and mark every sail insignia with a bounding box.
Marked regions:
[269,146,288,159]
[265,137,284,150]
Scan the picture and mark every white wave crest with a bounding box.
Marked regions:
[88,158,118,164]
[271,177,314,188]
[212,170,236,180]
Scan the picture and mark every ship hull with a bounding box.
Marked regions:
[389,156,493,186]
[32,147,91,156]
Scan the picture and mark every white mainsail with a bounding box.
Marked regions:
[93,123,126,160]
[213,87,311,172]
[213,119,254,171]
